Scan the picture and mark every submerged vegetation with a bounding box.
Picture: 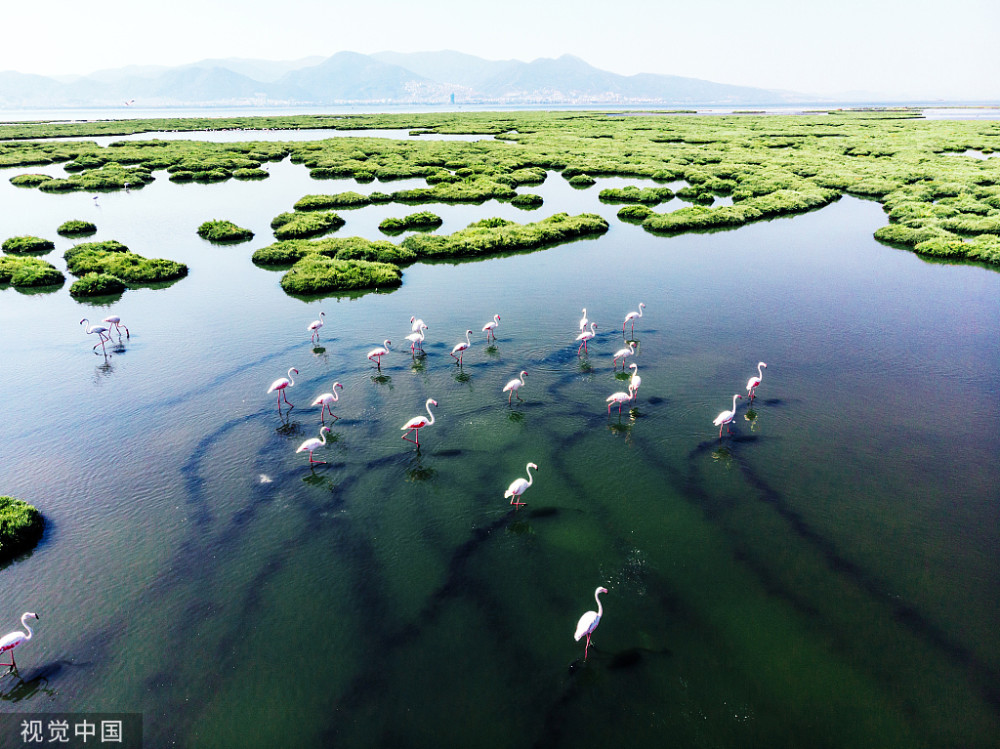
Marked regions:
[1,110,998,268]
[0,496,44,563]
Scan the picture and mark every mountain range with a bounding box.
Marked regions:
[0,51,813,109]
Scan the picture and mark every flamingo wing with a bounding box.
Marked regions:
[267,378,288,393]
[574,611,599,641]
[402,416,428,430]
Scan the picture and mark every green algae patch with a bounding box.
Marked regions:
[567,174,596,188]
[618,204,654,223]
[232,167,269,180]
[2,235,55,255]
[197,220,254,243]
[294,192,372,210]
[379,211,443,234]
[392,178,517,204]
[511,193,543,209]
[0,496,45,563]
[643,188,839,234]
[10,173,53,188]
[271,211,345,240]
[57,220,97,237]
[280,255,402,295]
[69,272,127,297]
[64,243,187,287]
[38,162,153,192]
[400,212,609,260]
[0,256,65,288]
[599,186,674,205]
[254,236,416,267]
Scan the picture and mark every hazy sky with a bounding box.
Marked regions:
[5,0,999,100]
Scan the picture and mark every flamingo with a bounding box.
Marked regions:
[579,308,589,331]
[607,385,636,415]
[482,314,501,343]
[296,426,332,465]
[451,329,473,365]
[405,324,428,354]
[612,341,636,370]
[102,315,129,338]
[409,316,427,333]
[267,367,298,410]
[310,382,344,424]
[0,612,38,671]
[574,587,607,660]
[401,398,437,446]
[308,311,325,342]
[713,393,742,438]
[502,370,528,404]
[503,462,537,507]
[367,340,391,370]
[628,363,641,400]
[79,318,111,352]
[746,362,767,402]
[623,302,646,337]
[576,322,597,355]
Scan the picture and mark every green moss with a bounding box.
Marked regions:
[197,220,254,243]
[378,211,443,234]
[10,173,53,187]
[0,256,65,287]
[64,245,187,286]
[511,193,543,208]
[617,204,654,223]
[401,212,608,259]
[254,236,416,267]
[69,272,127,296]
[0,496,44,562]
[567,174,596,187]
[233,167,269,180]
[294,192,371,210]
[57,220,97,237]
[392,178,516,204]
[599,185,674,204]
[2,235,55,255]
[280,255,402,295]
[271,211,345,240]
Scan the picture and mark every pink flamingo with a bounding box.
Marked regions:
[574,587,607,660]
[502,370,527,404]
[628,363,641,400]
[623,302,645,337]
[401,398,437,446]
[405,324,428,354]
[612,341,636,370]
[451,329,473,365]
[746,362,767,402]
[267,367,298,410]
[367,340,391,370]
[713,393,742,438]
[409,316,427,333]
[576,322,597,355]
[579,308,589,331]
[297,426,331,464]
[607,385,636,415]
[310,381,344,423]
[308,311,325,342]
[80,318,111,352]
[504,462,537,507]
[482,314,501,343]
[0,612,38,671]
[102,314,129,338]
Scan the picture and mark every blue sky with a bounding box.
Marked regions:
[5,0,998,99]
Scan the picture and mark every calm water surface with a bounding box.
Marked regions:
[0,137,998,748]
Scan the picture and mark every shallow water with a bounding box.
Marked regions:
[0,143,998,748]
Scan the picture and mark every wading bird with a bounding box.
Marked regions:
[367,340,391,370]
[451,329,473,365]
[401,398,437,446]
[409,316,427,333]
[482,314,501,343]
[576,322,597,355]
[297,426,331,465]
[308,311,325,342]
[502,370,528,404]
[102,315,129,338]
[574,587,607,661]
[612,341,636,370]
[629,363,641,400]
[504,462,537,507]
[746,362,767,402]
[579,308,589,331]
[405,324,428,354]
[79,318,111,353]
[311,382,344,424]
[267,367,298,410]
[0,612,38,671]
[713,393,742,438]
[623,302,645,337]
[606,385,636,415]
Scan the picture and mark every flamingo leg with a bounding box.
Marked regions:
[584,633,591,660]
[516,391,523,402]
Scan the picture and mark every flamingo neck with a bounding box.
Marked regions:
[319,428,329,446]
[637,305,644,318]
[287,368,296,386]
[595,590,604,617]
[21,615,33,640]
[758,363,765,378]
[425,401,435,425]
[732,394,740,411]
[525,464,534,487]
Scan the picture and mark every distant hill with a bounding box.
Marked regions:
[0,50,812,108]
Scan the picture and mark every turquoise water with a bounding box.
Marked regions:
[0,142,998,748]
